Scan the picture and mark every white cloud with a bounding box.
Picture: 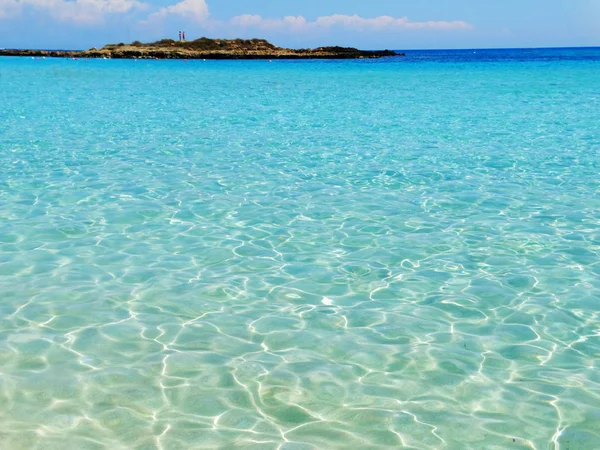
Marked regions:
[230,14,308,31]
[0,0,22,19]
[145,0,208,23]
[0,0,144,23]
[230,13,473,32]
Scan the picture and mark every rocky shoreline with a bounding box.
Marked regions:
[0,38,403,60]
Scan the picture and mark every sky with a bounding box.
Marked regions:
[0,0,599,50]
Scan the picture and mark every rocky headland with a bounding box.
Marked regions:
[0,38,402,60]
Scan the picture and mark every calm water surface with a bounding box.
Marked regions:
[1,48,600,449]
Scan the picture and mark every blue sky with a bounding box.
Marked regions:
[0,0,599,50]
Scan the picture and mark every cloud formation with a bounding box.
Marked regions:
[230,14,473,32]
[145,0,207,23]
[0,0,19,19]
[139,0,471,33]
[1,0,472,34]
[0,0,144,23]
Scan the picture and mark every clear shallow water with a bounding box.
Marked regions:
[1,48,600,449]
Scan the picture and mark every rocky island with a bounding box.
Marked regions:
[0,37,401,60]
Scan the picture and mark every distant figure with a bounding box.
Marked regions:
[179,31,182,41]
[182,31,186,41]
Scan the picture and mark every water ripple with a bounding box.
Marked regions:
[0,54,599,449]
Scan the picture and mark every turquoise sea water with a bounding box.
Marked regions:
[1,48,600,449]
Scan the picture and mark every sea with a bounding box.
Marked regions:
[1,47,599,449]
